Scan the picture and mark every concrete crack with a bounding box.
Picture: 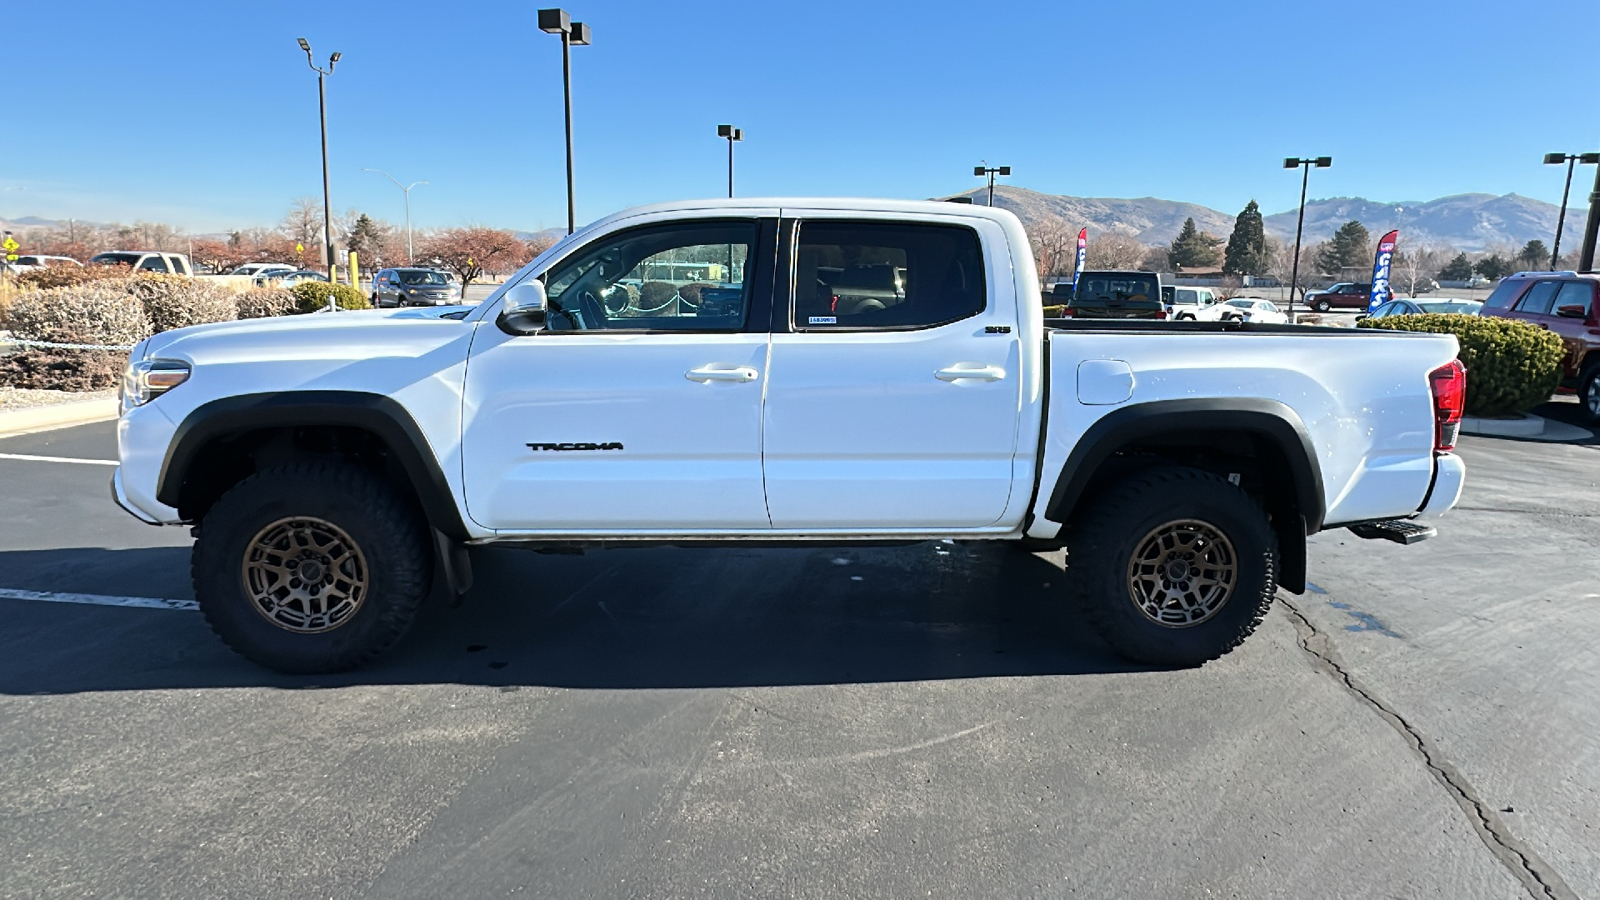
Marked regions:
[1277,596,1577,900]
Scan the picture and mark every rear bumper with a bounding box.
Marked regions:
[1416,452,1465,518]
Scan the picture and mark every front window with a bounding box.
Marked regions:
[542,220,755,332]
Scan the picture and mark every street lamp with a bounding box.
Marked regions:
[1283,156,1332,317]
[974,163,1010,207]
[363,168,427,264]
[717,124,743,198]
[297,38,341,280]
[538,9,591,234]
[1543,151,1600,270]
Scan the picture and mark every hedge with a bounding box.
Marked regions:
[289,281,371,313]
[125,275,238,332]
[236,287,298,319]
[1356,313,1563,416]
[4,281,152,347]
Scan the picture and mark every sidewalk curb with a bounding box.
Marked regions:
[0,398,118,438]
[1461,412,1593,442]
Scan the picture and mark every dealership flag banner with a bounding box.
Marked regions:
[1368,230,1398,312]
[1072,228,1088,288]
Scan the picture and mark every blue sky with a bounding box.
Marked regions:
[3,0,1597,234]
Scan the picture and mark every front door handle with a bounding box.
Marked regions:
[936,364,1006,382]
[686,365,759,383]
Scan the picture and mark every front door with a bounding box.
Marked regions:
[462,216,776,531]
[762,215,1022,530]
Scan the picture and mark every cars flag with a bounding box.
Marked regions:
[1368,230,1398,313]
[1072,228,1087,289]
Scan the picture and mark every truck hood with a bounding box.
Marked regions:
[137,307,475,365]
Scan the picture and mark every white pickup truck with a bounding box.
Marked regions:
[112,198,1467,673]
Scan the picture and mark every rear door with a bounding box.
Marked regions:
[461,213,778,531]
[761,213,1022,529]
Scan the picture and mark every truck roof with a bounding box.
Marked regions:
[584,197,1024,232]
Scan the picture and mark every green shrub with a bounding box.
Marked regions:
[0,350,124,391]
[4,281,151,348]
[288,281,370,313]
[125,275,238,332]
[1357,313,1563,416]
[235,287,298,319]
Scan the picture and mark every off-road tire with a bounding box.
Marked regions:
[1580,362,1600,424]
[192,461,433,674]
[1066,466,1277,667]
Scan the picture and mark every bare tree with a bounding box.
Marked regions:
[1026,217,1079,283]
[279,197,325,251]
[1085,232,1148,269]
[1266,238,1318,302]
[1139,245,1172,272]
[1395,246,1441,297]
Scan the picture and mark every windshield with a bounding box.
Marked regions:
[1073,273,1159,305]
[398,270,450,285]
[90,252,141,266]
[1227,299,1254,308]
[1420,301,1481,314]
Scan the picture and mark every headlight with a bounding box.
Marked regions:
[120,359,191,413]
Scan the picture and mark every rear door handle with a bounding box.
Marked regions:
[935,364,1006,382]
[686,365,759,383]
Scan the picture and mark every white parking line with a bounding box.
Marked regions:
[0,588,198,612]
[0,453,119,466]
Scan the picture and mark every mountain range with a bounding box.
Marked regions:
[948,186,1589,253]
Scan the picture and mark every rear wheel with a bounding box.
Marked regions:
[1066,466,1277,667]
[192,462,433,673]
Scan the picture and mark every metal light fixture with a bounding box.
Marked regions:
[974,163,1010,206]
[539,8,590,234]
[717,124,743,198]
[297,38,341,282]
[363,169,427,264]
[1545,151,1600,269]
[1284,156,1332,317]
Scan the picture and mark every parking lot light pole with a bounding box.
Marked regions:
[974,163,1010,206]
[363,168,427,264]
[298,38,340,280]
[1546,152,1600,270]
[1283,156,1331,317]
[717,125,743,198]
[539,9,590,234]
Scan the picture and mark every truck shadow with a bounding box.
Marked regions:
[0,542,1147,695]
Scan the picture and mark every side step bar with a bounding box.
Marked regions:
[1347,519,1437,545]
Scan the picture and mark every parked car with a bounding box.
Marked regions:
[1166,286,1227,321]
[1481,271,1600,421]
[230,263,297,278]
[1303,282,1372,312]
[372,267,463,307]
[89,251,193,276]
[1362,298,1482,320]
[1222,298,1289,324]
[1050,270,1166,319]
[7,254,83,272]
[270,270,330,288]
[113,197,1466,674]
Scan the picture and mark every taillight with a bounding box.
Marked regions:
[1059,306,1075,317]
[1429,360,1466,452]
[1154,308,1167,320]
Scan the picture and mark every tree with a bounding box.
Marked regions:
[1394,246,1441,297]
[1438,253,1473,281]
[344,214,393,268]
[1169,217,1222,268]
[1315,220,1370,273]
[1473,254,1511,281]
[279,197,325,255]
[1222,200,1268,276]
[1516,239,1549,270]
[1266,238,1318,300]
[418,226,524,292]
[1085,232,1149,269]
[1139,245,1172,272]
[1025,217,1080,283]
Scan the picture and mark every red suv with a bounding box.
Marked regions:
[1481,271,1600,421]
[1304,282,1373,312]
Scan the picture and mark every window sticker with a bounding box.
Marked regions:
[808,316,837,324]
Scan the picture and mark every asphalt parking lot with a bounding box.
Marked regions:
[0,413,1595,899]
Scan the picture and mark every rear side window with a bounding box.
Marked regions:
[1514,281,1560,315]
[138,256,170,273]
[794,221,984,330]
[1483,279,1527,309]
[1175,289,1197,303]
[1075,273,1160,307]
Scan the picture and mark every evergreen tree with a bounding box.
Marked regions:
[1473,254,1511,281]
[1517,239,1549,270]
[1438,253,1473,281]
[1314,220,1371,273]
[1221,200,1268,276]
[345,214,388,268]
[1169,217,1222,268]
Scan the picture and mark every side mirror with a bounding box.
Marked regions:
[497,280,548,335]
[1556,303,1588,319]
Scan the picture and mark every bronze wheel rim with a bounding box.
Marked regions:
[1127,519,1238,628]
[242,517,369,634]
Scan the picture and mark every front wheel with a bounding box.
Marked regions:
[1066,466,1277,667]
[192,462,433,673]
[1580,363,1600,424]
